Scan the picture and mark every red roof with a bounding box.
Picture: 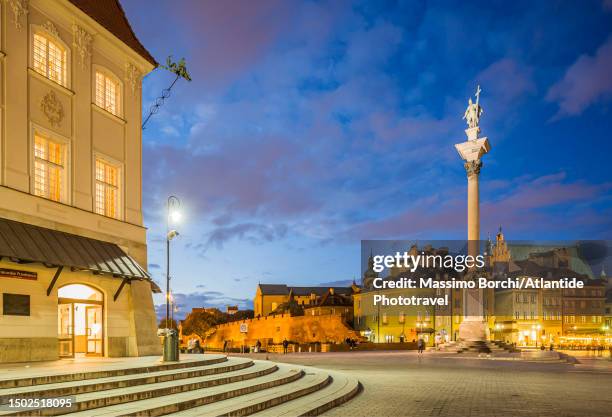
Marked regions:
[68,0,157,66]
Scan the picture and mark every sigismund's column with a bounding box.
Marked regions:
[454,86,491,341]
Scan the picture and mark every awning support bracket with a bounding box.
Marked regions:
[46,266,64,296]
[114,278,130,302]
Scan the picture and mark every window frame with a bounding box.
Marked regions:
[30,24,71,88]
[30,125,70,204]
[93,66,124,118]
[93,153,124,221]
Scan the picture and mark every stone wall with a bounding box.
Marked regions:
[0,338,57,362]
[203,314,361,349]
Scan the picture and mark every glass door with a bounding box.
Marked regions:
[85,305,103,356]
[58,302,74,358]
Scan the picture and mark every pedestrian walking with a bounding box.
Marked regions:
[417,337,425,354]
[282,338,289,354]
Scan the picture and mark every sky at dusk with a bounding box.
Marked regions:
[121,0,612,318]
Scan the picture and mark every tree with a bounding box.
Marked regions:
[181,309,225,338]
[158,318,177,329]
[230,309,254,322]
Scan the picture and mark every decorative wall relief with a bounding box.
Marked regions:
[72,24,93,69]
[42,20,59,37]
[40,91,64,127]
[125,62,141,94]
[8,0,29,29]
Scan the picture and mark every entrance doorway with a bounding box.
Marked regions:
[57,284,104,358]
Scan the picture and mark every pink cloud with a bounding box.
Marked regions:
[349,173,611,239]
[477,58,536,105]
[174,0,296,89]
[547,37,612,117]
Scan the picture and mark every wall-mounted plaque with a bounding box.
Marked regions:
[0,268,37,280]
[2,293,31,316]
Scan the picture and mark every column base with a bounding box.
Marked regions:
[458,320,487,342]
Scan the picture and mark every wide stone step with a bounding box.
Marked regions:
[167,369,331,416]
[65,363,304,417]
[250,369,361,417]
[0,355,228,389]
[0,357,254,405]
[8,361,279,417]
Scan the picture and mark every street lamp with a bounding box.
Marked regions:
[532,324,542,347]
[166,196,181,330]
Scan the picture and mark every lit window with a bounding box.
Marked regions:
[95,158,120,219]
[34,134,65,202]
[33,33,66,86]
[95,71,121,116]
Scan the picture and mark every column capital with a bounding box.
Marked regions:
[464,159,482,178]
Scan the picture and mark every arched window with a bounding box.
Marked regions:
[33,31,67,86]
[95,69,122,117]
[58,284,103,302]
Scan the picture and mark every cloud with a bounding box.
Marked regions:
[547,37,612,117]
[204,223,289,251]
[318,279,355,287]
[477,58,535,106]
[348,172,612,239]
[172,0,297,90]
[155,291,252,321]
[128,0,612,290]
[148,263,161,270]
[143,135,322,222]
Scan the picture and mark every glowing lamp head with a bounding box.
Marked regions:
[169,210,181,224]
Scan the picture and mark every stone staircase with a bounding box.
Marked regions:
[436,340,517,355]
[0,354,360,417]
[435,341,577,363]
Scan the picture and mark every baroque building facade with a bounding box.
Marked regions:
[490,230,608,346]
[0,0,160,362]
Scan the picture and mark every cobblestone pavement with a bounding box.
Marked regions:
[245,351,612,417]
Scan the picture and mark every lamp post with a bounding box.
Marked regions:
[532,324,542,347]
[165,196,181,330]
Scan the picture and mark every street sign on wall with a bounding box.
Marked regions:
[0,268,37,280]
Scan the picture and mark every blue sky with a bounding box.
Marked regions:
[122,0,612,318]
